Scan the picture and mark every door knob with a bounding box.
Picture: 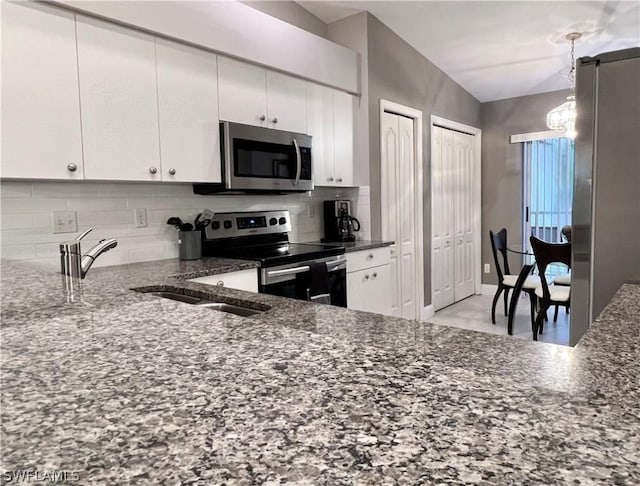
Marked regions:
[149,166,158,175]
[259,115,266,121]
[372,272,378,279]
[271,117,278,124]
[168,168,176,175]
[327,177,334,182]
[364,274,370,280]
[66,163,77,172]
[336,177,343,183]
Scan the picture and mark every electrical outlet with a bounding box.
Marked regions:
[484,263,491,274]
[52,210,78,234]
[135,208,148,228]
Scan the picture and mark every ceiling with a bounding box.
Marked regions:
[297,1,640,102]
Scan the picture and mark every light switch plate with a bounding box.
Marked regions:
[52,210,78,234]
[484,263,490,273]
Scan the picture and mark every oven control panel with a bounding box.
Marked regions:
[203,210,291,240]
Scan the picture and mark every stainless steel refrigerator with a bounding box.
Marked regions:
[572,47,640,345]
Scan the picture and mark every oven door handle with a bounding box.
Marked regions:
[266,258,346,278]
[292,138,301,186]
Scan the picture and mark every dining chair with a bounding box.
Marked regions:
[489,228,539,329]
[552,225,572,320]
[529,236,571,341]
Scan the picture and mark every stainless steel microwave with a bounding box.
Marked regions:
[194,121,313,194]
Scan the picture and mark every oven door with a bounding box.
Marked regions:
[259,255,347,307]
[222,121,313,192]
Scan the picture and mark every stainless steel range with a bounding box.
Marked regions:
[201,210,347,306]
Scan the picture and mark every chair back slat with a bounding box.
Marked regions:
[530,236,571,300]
[489,228,510,281]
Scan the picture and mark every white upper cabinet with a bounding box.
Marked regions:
[265,71,307,133]
[218,57,307,133]
[76,16,161,181]
[217,57,268,128]
[1,2,83,180]
[307,84,355,187]
[306,83,334,185]
[156,40,221,183]
[333,90,355,186]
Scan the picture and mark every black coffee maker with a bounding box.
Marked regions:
[323,200,361,242]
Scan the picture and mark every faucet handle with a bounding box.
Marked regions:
[76,227,93,242]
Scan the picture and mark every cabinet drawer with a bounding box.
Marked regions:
[346,246,391,273]
[188,268,258,292]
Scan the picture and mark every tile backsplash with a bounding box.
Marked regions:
[0,181,371,270]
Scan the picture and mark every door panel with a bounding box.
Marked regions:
[454,131,475,300]
[218,56,267,127]
[398,116,416,319]
[266,70,307,133]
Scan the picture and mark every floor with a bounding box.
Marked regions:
[428,293,571,346]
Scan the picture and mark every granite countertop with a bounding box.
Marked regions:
[301,240,394,252]
[1,257,639,484]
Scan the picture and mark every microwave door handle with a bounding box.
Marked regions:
[293,139,301,186]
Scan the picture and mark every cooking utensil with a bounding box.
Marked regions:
[167,217,183,229]
[179,223,194,231]
[195,218,211,231]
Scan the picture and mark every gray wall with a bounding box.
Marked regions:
[365,14,481,304]
[479,89,569,285]
[590,55,640,317]
[241,1,328,38]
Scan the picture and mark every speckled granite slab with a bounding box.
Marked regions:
[300,240,394,252]
[1,258,639,484]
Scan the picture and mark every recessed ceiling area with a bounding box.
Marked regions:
[298,1,640,102]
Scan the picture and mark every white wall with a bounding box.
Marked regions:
[0,181,370,271]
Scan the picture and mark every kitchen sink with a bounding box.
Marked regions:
[133,288,267,317]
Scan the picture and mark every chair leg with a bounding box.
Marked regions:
[553,305,559,322]
[503,287,510,317]
[533,303,548,341]
[491,285,503,325]
[528,292,536,330]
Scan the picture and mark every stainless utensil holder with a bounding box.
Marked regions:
[178,230,201,260]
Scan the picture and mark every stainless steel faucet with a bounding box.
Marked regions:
[60,227,118,279]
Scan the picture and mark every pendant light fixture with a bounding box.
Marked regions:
[546,32,582,138]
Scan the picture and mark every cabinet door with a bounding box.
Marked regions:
[306,83,334,186]
[266,70,307,133]
[1,2,83,179]
[347,264,392,315]
[218,57,267,127]
[333,91,355,186]
[77,16,161,181]
[156,40,221,183]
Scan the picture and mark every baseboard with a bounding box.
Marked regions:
[421,305,435,320]
[481,284,498,295]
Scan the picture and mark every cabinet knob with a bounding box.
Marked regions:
[327,177,334,182]
[168,168,176,175]
[364,274,370,280]
[149,166,158,175]
[372,272,378,279]
[336,177,343,183]
[367,253,374,260]
[66,163,77,172]
[259,115,266,122]
[271,117,278,124]
[217,281,224,287]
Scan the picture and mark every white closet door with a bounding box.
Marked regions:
[432,126,455,310]
[398,116,417,319]
[381,112,402,317]
[381,112,417,320]
[454,131,476,300]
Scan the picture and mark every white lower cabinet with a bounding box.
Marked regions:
[188,269,258,293]
[346,248,392,316]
